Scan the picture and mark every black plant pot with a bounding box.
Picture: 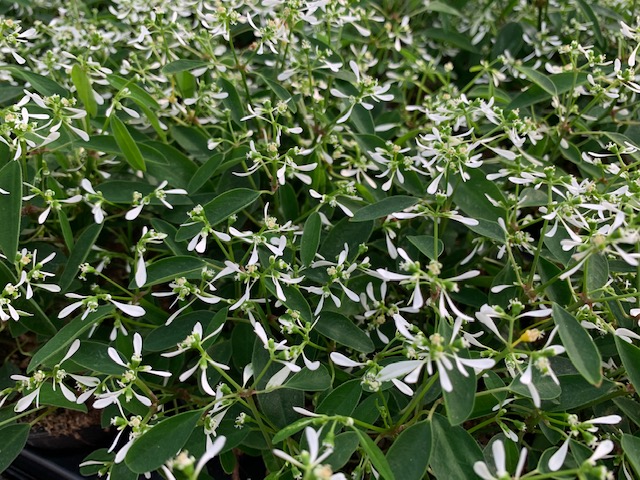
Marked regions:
[5,447,97,480]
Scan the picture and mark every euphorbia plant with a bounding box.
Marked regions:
[1,1,640,479]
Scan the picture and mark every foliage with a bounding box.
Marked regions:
[0,0,640,479]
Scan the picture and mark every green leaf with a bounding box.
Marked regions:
[174,71,196,99]
[537,258,573,306]
[576,0,606,50]
[509,368,561,401]
[515,66,557,96]
[171,126,211,158]
[543,223,574,266]
[150,218,190,256]
[58,222,103,292]
[0,86,23,105]
[264,279,313,324]
[552,304,602,386]
[492,22,524,59]
[145,141,198,189]
[518,188,548,207]
[3,67,68,97]
[175,189,261,241]
[386,420,431,480]
[125,410,202,473]
[162,59,210,75]
[71,64,97,117]
[315,311,374,353]
[72,341,126,375]
[300,212,321,266]
[218,78,244,126]
[622,434,640,477]
[614,397,640,427]
[107,75,159,109]
[58,209,74,251]
[27,305,114,372]
[351,196,418,222]
[325,432,359,470]
[408,235,444,261]
[585,254,608,298]
[272,418,318,444]
[129,256,206,289]
[443,359,477,425]
[257,73,297,113]
[423,28,479,53]
[546,375,616,412]
[349,104,375,134]
[507,73,588,110]
[39,382,88,412]
[98,180,163,204]
[429,414,483,479]
[0,161,21,259]
[0,424,29,473]
[615,336,640,394]
[110,115,146,171]
[425,1,462,16]
[284,365,332,391]
[317,379,362,416]
[188,153,224,192]
[467,218,506,243]
[354,429,396,480]
[453,169,506,222]
[319,218,373,261]
[258,389,304,429]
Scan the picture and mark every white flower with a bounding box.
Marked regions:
[59,293,145,320]
[125,181,188,221]
[474,439,527,480]
[273,427,347,479]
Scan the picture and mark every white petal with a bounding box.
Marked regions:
[548,438,570,471]
[135,255,146,288]
[61,339,81,363]
[111,300,145,317]
[330,352,364,368]
[377,360,423,382]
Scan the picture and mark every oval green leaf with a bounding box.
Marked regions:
[317,379,362,417]
[443,359,477,425]
[354,429,395,480]
[58,222,103,292]
[0,161,22,259]
[387,420,432,480]
[351,196,418,222]
[552,304,602,386]
[284,365,331,391]
[27,305,114,372]
[429,413,483,479]
[615,336,640,395]
[125,410,202,473]
[111,115,146,171]
[300,212,321,266]
[315,311,374,353]
[71,64,97,117]
[623,434,640,477]
[0,424,30,473]
[4,67,68,97]
[408,235,444,261]
[162,59,210,75]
